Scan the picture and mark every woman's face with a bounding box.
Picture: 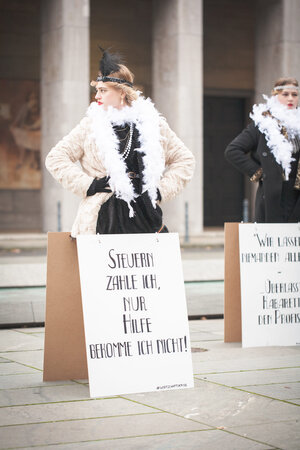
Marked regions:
[95,82,124,110]
[277,88,299,109]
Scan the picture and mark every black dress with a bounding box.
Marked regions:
[87,123,168,234]
[281,142,300,222]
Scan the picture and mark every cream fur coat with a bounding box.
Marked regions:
[45,97,195,237]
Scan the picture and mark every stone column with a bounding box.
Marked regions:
[255,0,300,100]
[153,0,203,237]
[41,0,90,232]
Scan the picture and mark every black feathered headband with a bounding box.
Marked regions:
[96,47,133,88]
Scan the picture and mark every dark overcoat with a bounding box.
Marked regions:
[225,121,300,223]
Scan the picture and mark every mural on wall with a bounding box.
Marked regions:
[0,80,41,189]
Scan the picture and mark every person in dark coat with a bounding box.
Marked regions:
[225,77,300,223]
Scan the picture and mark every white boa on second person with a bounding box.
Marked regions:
[250,95,300,178]
[86,96,165,216]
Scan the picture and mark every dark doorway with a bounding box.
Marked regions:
[204,96,245,227]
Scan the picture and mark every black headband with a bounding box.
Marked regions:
[96,76,133,88]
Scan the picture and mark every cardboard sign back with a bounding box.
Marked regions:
[224,222,242,342]
[43,232,88,381]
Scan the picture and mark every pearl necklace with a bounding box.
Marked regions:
[121,122,134,160]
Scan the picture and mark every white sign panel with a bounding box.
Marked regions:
[77,233,194,397]
[239,223,300,348]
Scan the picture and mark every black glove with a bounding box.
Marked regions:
[87,177,111,196]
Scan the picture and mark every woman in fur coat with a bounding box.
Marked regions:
[225,77,300,223]
[46,50,195,237]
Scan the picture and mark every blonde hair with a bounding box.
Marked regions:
[272,77,299,95]
[91,64,139,106]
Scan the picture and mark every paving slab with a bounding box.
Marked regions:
[0,372,67,390]
[182,259,224,281]
[0,397,158,426]
[190,340,300,374]
[11,327,45,334]
[185,281,223,316]
[0,330,43,352]
[0,288,45,325]
[204,343,299,356]
[29,429,274,450]
[190,332,223,342]
[191,339,299,354]
[195,367,300,387]
[236,382,300,401]
[191,327,223,339]
[0,261,46,287]
[0,319,299,449]
[228,420,300,450]
[0,383,90,407]
[124,380,300,428]
[193,355,300,374]
[0,281,224,326]
[1,349,44,370]
[73,379,89,385]
[0,287,45,304]
[189,318,224,331]
[0,358,10,363]
[0,412,209,449]
[189,319,224,342]
[0,233,47,249]
[0,361,39,375]
[0,301,36,325]
[0,242,224,290]
[31,300,45,323]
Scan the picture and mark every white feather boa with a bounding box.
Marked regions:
[250,95,300,178]
[86,96,165,216]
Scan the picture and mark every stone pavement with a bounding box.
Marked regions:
[0,233,225,289]
[0,281,224,327]
[0,232,224,326]
[0,320,299,449]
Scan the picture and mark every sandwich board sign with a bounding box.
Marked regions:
[76,233,194,398]
[239,223,300,348]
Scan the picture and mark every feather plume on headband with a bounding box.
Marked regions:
[98,46,122,76]
[97,47,133,88]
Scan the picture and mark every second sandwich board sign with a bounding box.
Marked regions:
[239,223,300,348]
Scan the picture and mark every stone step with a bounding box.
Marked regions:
[0,281,224,326]
[0,231,225,250]
[0,257,224,288]
[0,257,47,288]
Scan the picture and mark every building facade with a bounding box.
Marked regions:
[0,0,299,236]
